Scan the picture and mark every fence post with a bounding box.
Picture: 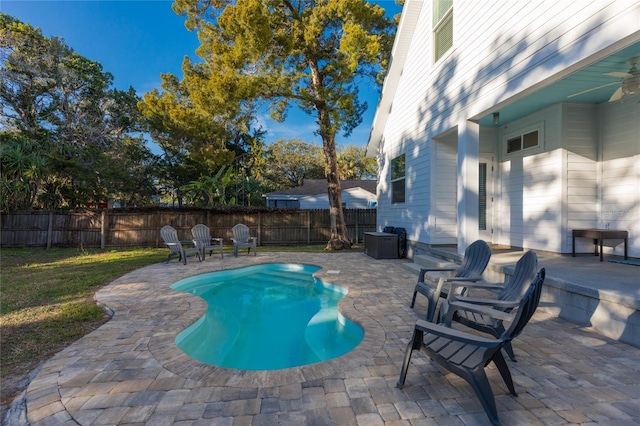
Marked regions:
[257,212,262,245]
[47,211,53,249]
[355,210,359,244]
[307,211,311,245]
[100,210,106,249]
[80,213,86,249]
[155,211,161,247]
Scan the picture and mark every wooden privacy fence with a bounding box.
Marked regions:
[1,209,377,248]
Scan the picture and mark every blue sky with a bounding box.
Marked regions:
[2,0,401,148]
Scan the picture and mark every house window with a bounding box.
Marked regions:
[272,199,299,208]
[433,0,453,62]
[506,129,540,154]
[391,154,405,204]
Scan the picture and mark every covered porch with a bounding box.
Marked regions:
[436,40,640,258]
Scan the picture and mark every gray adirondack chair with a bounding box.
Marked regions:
[439,250,538,361]
[398,268,546,426]
[160,225,201,265]
[410,240,491,322]
[231,224,257,256]
[191,224,224,260]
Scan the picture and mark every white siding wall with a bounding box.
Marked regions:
[342,189,377,210]
[375,1,432,241]
[598,95,640,257]
[299,189,377,210]
[375,0,638,252]
[563,104,598,253]
[494,99,639,256]
[496,105,562,251]
[431,138,458,243]
[523,149,563,251]
[298,195,328,209]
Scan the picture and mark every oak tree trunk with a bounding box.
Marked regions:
[310,58,352,250]
[317,110,351,250]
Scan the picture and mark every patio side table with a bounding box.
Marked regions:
[572,229,628,261]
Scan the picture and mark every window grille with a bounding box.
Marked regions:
[433,0,453,62]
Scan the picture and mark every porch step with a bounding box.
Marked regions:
[402,254,460,281]
[401,254,458,276]
[402,250,507,284]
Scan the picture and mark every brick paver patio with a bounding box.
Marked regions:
[21,252,640,425]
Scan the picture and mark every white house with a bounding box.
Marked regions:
[367,0,640,259]
[299,187,377,209]
[263,179,377,209]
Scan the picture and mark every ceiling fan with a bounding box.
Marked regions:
[568,56,640,102]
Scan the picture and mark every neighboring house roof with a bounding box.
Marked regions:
[264,179,377,199]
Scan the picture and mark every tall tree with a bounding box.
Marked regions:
[172,0,395,249]
[1,14,157,210]
[139,73,264,206]
[264,138,324,189]
[337,145,377,180]
[0,132,45,211]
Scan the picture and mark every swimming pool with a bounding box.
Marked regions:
[170,263,364,370]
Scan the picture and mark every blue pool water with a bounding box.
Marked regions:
[170,263,363,370]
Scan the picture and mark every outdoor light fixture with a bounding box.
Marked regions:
[493,112,499,125]
[621,73,640,95]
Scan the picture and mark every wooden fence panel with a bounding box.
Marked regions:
[1,211,50,247]
[260,211,309,245]
[158,210,208,241]
[206,213,255,243]
[344,209,377,243]
[309,210,333,243]
[1,208,377,248]
[51,211,102,247]
[107,211,163,247]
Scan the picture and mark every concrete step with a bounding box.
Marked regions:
[402,249,513,285]
[401,254,458,279]
[413,254,458,269]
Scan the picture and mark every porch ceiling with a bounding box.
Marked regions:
[478,41,640,126]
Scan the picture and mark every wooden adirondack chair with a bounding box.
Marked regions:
[398,269,546,426]
[191,224,224,260]
[439,250,538,361]
[160,225,201,265]
[410,239,491,322]
[231,224,257,256]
